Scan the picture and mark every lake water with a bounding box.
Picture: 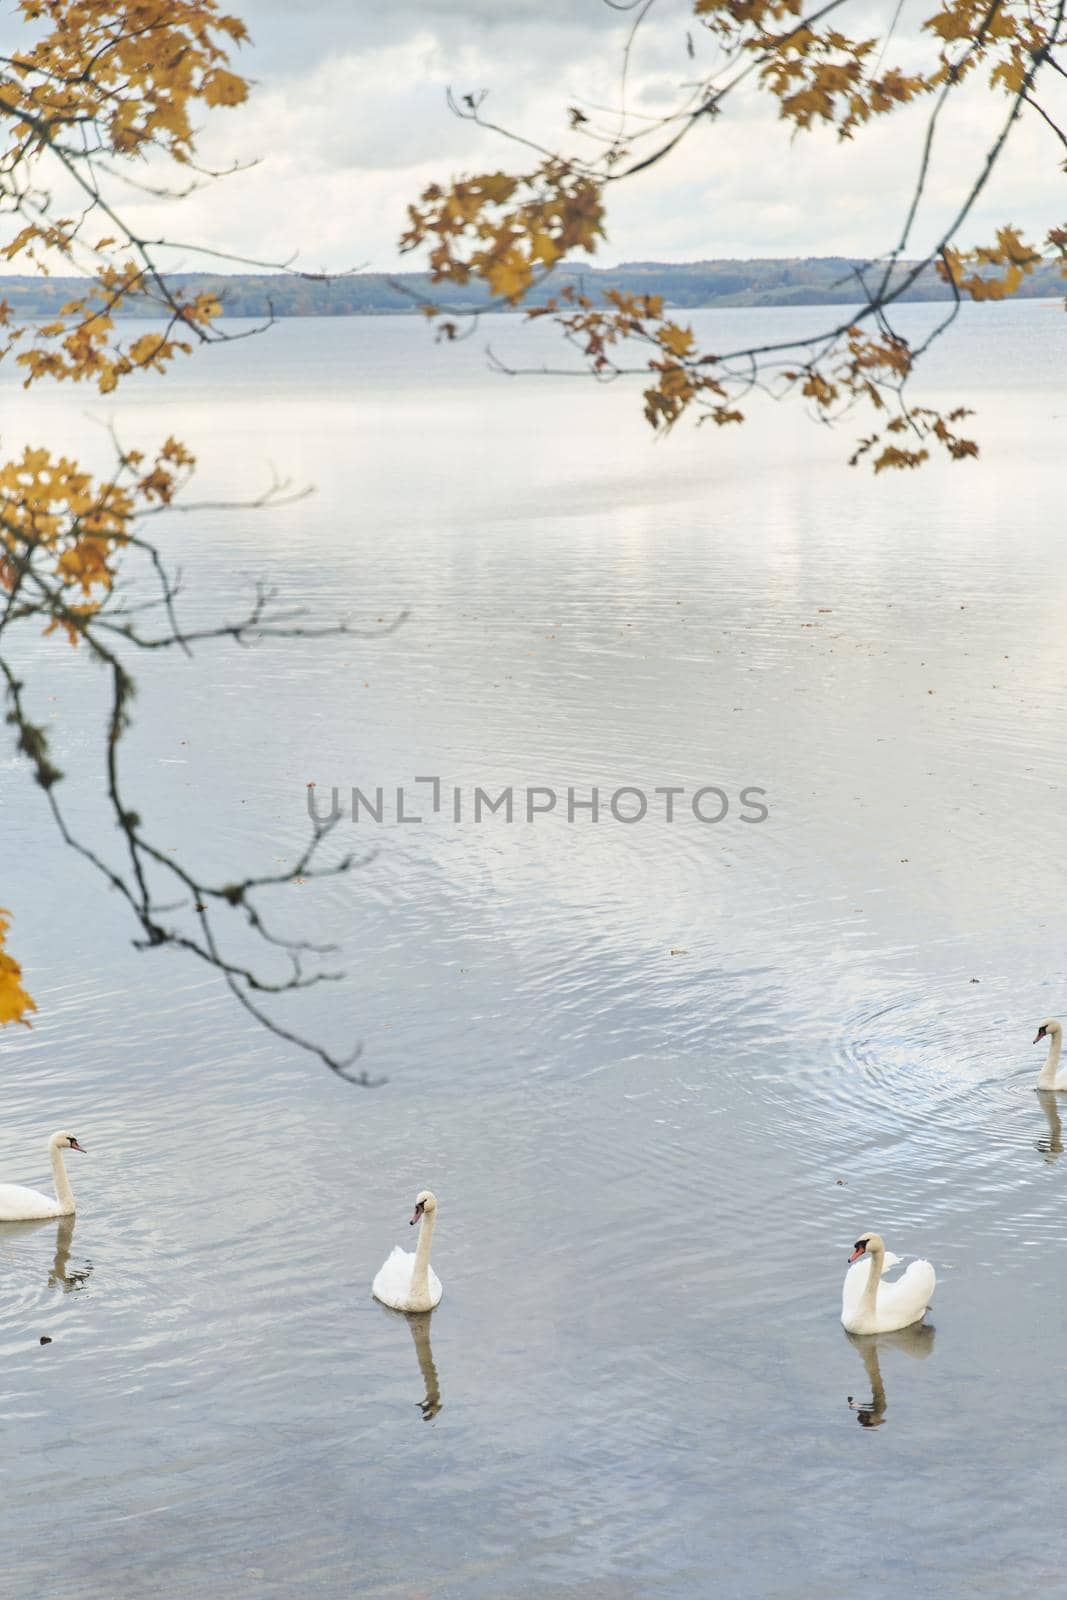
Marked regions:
[1,299,1066,1598]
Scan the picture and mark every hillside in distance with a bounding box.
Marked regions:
[2,256,1063,317]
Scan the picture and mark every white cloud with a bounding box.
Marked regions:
[3,0,1065,273]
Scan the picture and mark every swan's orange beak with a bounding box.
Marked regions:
[1035,1028,1048,1044]
[410,1201,425,1225]
[68,1138,85,1153]
[848,1244,867,1263]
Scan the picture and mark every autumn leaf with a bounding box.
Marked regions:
[128,332,169,368]
[201,69,248,108]
[400,160,605,296]
[657,322,697,358]
[0,439,197,612]
[938,226,1043,301]
[0,909,35,1027]
[530,231,561,266]
[926,7,973,42]
[486,252,533,302]
[476,173,520,205]
[803,372,838,407]
[873,445,930,471]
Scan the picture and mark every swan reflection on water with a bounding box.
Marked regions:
[1035,1090,1063,1162]
[845,1322,935,1428]
[406,1311,442,1421]
[0,1214,92,1292]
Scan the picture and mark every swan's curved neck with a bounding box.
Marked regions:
[859,1246,884,1315]
[411,1209,436,1302]
[1039,1030,1063,1088]
[50,1143,75,1214]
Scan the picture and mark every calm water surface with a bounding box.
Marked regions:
[1,302,1066,1598]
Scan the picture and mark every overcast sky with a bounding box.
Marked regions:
[6,0,1065,271]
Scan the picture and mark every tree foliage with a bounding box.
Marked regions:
[0,3,375,1079]
[403,0,1067,469]
[0,906,35,1025]
[0,1,248,385]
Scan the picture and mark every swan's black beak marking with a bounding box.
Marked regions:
[1035,1027,1048,1044]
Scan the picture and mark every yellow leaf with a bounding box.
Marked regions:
[201,69,248,109]
[128,332,167,366]
[926,7,973,41]
[991,57,1027,93]
[657,323,696,358]
[0,910,35,1027]
[477,173,519,205]
[530,231,561,266]
[485,253,533,302]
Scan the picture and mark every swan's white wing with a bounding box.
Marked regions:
[372,1245,415,1309]
[878,1258,936,1327]
[0,1183,60,1222]
[372,1248,444,1311]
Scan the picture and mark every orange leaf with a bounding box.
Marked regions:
[0,909,35,1027]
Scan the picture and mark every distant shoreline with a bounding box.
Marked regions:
[1,258,1062,319]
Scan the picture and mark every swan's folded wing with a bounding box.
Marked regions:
[880,1257,936,1324]
[372,1245,416,1307]
[0,1182,57,1221]
[902,1257,935,1302]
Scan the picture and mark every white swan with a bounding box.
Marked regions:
[0,1132,86,1221]
[1034,1020,1067,1090]
[372,1190,443,1312]
[841,1232,935,1335]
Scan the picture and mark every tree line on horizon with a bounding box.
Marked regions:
[3,255,1063,321]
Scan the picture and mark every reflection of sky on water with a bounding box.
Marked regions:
[0,302,1065,1597]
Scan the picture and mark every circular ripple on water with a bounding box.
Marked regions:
[783,976,1067,1266]
[0,1216,93,1356]
[826,982,1040,1152]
